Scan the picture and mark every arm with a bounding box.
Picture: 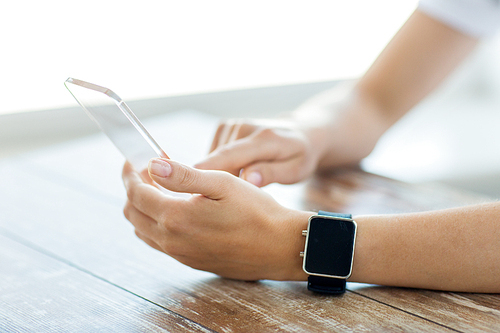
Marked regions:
[123,158,500,292]
[352,203,500,293]
[311,9,478,170]
[196,10,478,185]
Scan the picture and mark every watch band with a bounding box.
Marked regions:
[308,275,347,294]
[318,210,352,219]
[307,211,353,294]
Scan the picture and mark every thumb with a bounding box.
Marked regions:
[148,158,228,199]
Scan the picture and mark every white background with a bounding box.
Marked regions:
[2,1,499,196]
[0,0,417,115]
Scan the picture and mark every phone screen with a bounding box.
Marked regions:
[65,78,168,171]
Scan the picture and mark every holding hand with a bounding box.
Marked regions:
[195,83,390,188]
[122,158,311,281]
[195,119,320,187]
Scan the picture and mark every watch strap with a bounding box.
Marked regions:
[308,275,346,294]
[307,211,352,294]
[318,210,352,219]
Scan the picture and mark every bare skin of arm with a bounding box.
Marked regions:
[195,10,478,186]
[351,204,500,293]
[311,9,478,170]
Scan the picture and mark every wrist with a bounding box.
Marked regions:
[276,209,314,281]
[288,107,337,174]
[314,89,388,170]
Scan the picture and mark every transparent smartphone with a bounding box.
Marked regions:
[64,77,168,171]
[65,78,188,197]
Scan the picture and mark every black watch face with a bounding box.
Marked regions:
[304,217,356,278]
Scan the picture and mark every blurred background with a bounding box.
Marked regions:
[1,0,499,197]
[0,0,417,114]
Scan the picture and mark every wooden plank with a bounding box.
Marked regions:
[0,234,212,333]
[302,168,490,215]
[349,286,500,333]
[302,169,500,332]
[0,163,454,332]
[159,279,456,332]
[2,111,498,331]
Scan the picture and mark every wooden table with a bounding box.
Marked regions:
[1,110,499,332]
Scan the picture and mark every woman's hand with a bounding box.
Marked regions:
[195,82,393,187]
[195,119,320,187]
[122,158,311,281]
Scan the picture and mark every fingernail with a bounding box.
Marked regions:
[149,159,172,177]
[245,171,262,186]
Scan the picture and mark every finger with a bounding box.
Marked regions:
[139,167,155,186]
[123,200,159,239]
[209,122,226,153]
[134,230,164,253]
[195,133,288,175]
[231,122,258,140]
[209,121,258,155]
[123,162,184,222]
[241,157,309,187]
[228,122,243,143]
[149,158,230,199]
[217,120,237,149]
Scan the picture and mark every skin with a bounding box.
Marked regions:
[122,10,500,292]
[123,160,312,281]
[195,10,479,186]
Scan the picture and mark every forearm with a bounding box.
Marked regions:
[358,10,478,124]
[292,10,478,171]
[350,202,500,292]
[291,82,388,170]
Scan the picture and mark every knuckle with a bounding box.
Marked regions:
[234,122,257,138]
[209,170,232,190]
[257,127,277,139]
[163,242,184,257]
[126,185,138,203]
[216,145,235,159]
[210,148,239,171]
[177,165,198,189]
[155,210,169,228]
[157,205,187,235]
[164,218,185,235]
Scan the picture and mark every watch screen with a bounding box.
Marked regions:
[304,217,356,277]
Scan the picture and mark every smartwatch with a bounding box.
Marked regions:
[301,211,357,294]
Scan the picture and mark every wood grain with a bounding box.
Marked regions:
[303,168,489,215]
[304,169,500,332]
[1,111,499,332]
[0,162,453,332]
[0,234,212,332]
[350,286,500,333]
